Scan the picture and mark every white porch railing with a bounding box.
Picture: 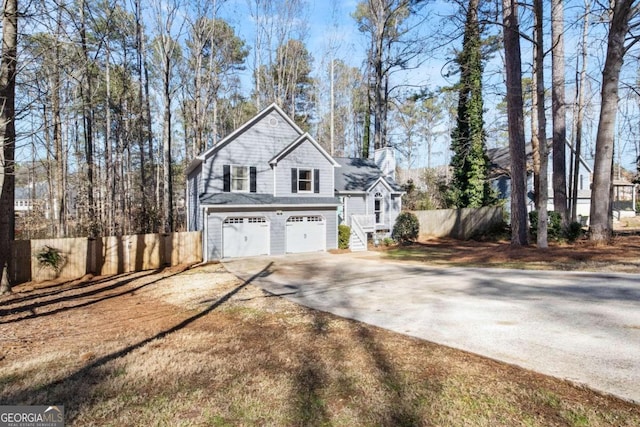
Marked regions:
[352,214,376,232]
[350,215,368,252]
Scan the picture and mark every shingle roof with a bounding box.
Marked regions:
[200,193,340,206]
[333,157,403,192]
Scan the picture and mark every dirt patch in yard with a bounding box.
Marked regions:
[1,262,639,426]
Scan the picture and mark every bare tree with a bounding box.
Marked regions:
[570,0,590,223]
[590,0,640,242]
[532,0,548,248]
[151,0,185,233]
[551,0,568,224]
[0,0,18,294]
[353,0,428,150]
[502,0,528,246]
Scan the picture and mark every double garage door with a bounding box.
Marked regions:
[222,215,325,258]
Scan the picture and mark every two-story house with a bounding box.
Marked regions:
[186,103,403,260]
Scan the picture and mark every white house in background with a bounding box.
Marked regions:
[488,141,637,223]
[186,103,403,260]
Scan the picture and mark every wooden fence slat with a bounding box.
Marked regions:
[9,231,202,284]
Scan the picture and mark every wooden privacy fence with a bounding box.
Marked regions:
[10,231,202,284]
[411,206,503,240]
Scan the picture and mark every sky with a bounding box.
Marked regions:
[14,0,640,173]
[219,0,459,167]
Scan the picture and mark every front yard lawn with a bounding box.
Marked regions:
[382,235,640,273]
[1,262,639,426]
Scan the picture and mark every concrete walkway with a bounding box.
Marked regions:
[223,252,640,403]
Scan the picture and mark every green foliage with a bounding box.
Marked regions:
[565,222,584,243]
[529,211,583,242]
[382,237,395,246]
[338,224,351,249]
[392,212,419,245]
[36,245,65,272]
[402,172,448,211]
[447,1,493,209]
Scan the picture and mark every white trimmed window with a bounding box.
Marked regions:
[232,165,249,192]
[374,192,383,224]
[298,169,313,192]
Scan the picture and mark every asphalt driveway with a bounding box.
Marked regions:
[223,251,640,403]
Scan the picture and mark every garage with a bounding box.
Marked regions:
[222,216,270,258]
[286,215,326,253]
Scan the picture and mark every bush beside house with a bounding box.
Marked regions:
[392,212,420,245]
[338,224,351,249]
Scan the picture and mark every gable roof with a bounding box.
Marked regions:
[186,103,302,174]
[269,133,340,167]
[334,157,403,193]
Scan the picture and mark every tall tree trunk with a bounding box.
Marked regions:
[590,0,637,242]
[143,34,155,228]
[551,0,568,224]
[163,50,173,233]
[80,0,96,236]
[135,0,148,233]
[571,0,590,223]
[373,33,384,150]
[502,0,528,246]
[362,85,371,159]
[106,40,114,235]
[534,0,548,248]
[0,0,17,294]
[52,7,65,237]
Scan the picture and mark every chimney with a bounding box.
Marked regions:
[374,147,396,181]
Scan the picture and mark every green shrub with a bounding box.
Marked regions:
[392,212,419,245]
[36,245,65,272]
[338,224,351,249]
[382,237,395,246]
[529,210,562,240]
[529,211,584,242]
[565,222,584,242]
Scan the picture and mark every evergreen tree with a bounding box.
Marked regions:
[447,0,493,208]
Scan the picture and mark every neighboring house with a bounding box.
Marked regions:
[488,140,637,223]
[186,103,403,260]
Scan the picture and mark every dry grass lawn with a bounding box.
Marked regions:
[1,256,640,426]
[382,235,640,273]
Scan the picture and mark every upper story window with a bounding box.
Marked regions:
[298,169,313,192]
[291,168,320,194]
[232,165,249,192]
[223,165,256,193]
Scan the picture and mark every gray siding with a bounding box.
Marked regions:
[205,207,337,260]
[369,181,401,229]
[202,110,301,195]
[389,194,402,229]
[275,138,335,197]
[345,194,367,226]
[187,164,202,231]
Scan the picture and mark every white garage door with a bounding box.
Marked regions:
[286,216,326,253]
[223,217,269,258]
